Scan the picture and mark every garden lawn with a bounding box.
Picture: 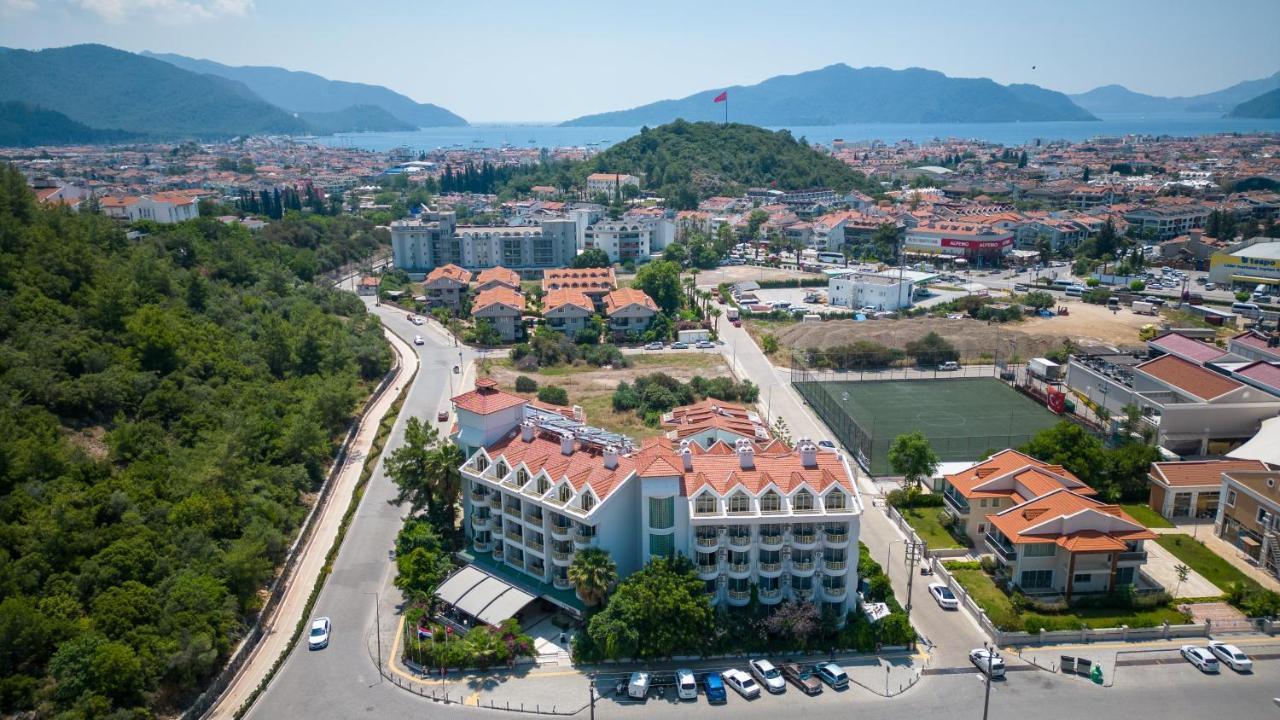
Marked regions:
[946,564,1187,632]
[1120,503,1175,529]
[1155,534,1262,593]
[899,507,963,549]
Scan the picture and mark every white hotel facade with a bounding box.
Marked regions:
[452,379,863,618]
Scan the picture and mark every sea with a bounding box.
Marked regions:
[311,113,1280,153]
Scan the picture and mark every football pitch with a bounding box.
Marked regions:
[794,377,1062,475]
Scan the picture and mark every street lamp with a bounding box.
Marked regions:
[980,641,998,720]
[588,672,597,720]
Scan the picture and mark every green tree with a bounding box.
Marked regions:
[1022,291,1054,309]
[887,431,939,491]
[567,547,617,607]
[387,417,465,525]
[515,375,538,393]
[586,556,714,660]
[571,248,612,269]
[633,260,684,315]
[536,385,569,406]
[761,333,780,355]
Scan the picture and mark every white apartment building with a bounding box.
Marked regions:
[582,220,652,263]
[828,271,913,310]
[1124,205,1211,242]
[453,380,863,618]
[391,208,577,277]
[101,192,202,224]
[585,173,640,199]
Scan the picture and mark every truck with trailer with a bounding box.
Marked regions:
[1027,357,1062,381]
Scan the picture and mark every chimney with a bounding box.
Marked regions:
[521,420,535,443]
[738,443,755,470]
[798,437,817,468]
[681,446,694,472]
[560,434,575,456]
[604,446,618,470]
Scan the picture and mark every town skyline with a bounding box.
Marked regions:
[2,0,1278,122]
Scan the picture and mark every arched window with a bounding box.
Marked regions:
[557,484,572,503]
[695,493,717,515]
[496,461,509,478]
[516,468,529,486]
[474,456,489,472]
[825,491,846,510]
[793,490,814,511]
[536,476,550,494]
[760,491,781,513]
[728,493,750,514]
[581,492,596,512]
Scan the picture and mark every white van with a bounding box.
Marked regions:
[1232,302,1262,319]
[627,671,650,700]
[1064,285,1085,297]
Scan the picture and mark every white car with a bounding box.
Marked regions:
[1180,645,1220,673]
[696,340,716,349]
[749,659,786,693]
[722,668,761,699]
[675,668,698,700]
[1206,642,1250,672]
[969,648,1004,678]
[413,334,425,345]
[412,315,424,325]
[307,617,331,650]
[644,341,664,350]
[627,671,651,699]
[928,583,959,610]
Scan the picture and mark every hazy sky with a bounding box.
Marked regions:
[2,0,1278,122]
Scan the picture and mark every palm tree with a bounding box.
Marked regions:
[567,547,617,607]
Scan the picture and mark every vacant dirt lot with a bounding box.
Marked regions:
[484,353,730,439]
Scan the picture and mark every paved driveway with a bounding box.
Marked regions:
[1143,541,1221,598]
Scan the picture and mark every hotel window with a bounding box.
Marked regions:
[793,491,814,511]
[475,456,489,472]
[695,494,717,515]
[728,493,750,514]
[649,532,674,559]
[496,461,509,477]
[537,476,550,494]
[581,493,595,512]
[760,491,781,513]
[825,492,846,510]
[649,497,675,530]
[516,468,529,486]
[979,499,988,508]
[1019,570,1053,589]
[1024,543,1056,557]
[558,485,572,503]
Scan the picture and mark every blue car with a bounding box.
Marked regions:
[704,672,727,704]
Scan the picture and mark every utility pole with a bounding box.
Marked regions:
[904,540,925,621]
[588,673,597,720]
[981,641,996,720]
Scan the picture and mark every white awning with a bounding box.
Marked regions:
[1228,416,1280,466]
[434,566,536,627]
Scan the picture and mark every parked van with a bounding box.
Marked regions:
[1232,302,1262,319]
[1064,285,1085,297]
[627,672,650,700]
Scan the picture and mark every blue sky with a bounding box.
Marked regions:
[2,0,1278,122]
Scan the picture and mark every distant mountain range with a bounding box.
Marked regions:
[561,64,1098,126]
[0,44,467,144]
[1069,71,1280,115]
[1229,88,1280,119]
[143,51,467,128]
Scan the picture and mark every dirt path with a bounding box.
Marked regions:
[206,328,418,719]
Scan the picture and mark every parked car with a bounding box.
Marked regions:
[675,668,699,700]
[929,582,959,609]
[308,617,331,650]
[938,361,960,371]
[817,439,837,450]
[749,659,786,693]
[696,340,716,349]
[437,410,449,422]
[704,672,727,704]
[627,671,651,699]
[413,335,425,345]
[644,341,664,350]
[1207,642,1252,672]
[1204,282,1216,291]
[722,669,761,699]
[412,315,424,325]
[970,648,1005,678]
[1013,283,1030,292]
[671,341,689,349]
[814,662,848,689]
[781,663,822,695]
[1181,645,1220,673]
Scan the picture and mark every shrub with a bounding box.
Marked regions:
[1129,280,1146,291]
[886,487,944,509]
[1085,277,1101,287]
[515,375,538,393]
[537,385,569,406]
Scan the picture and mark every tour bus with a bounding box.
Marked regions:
[817,252,846,265]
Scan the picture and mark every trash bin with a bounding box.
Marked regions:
[1059,656,1075,674]
[1090,665,1103,685]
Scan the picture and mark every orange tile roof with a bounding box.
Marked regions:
[664,399,767,443]
[425,263,473,284]
[475,266,520,288]
[1150,458,1268,488]
[987,489,1156,552]
[603,288,658,315]
[542,288,594,314]
[945,449,1090,500]
[541,267,617,293]
[472,287,525,314]
[452,377,528,415]
[1136,354,1243,400]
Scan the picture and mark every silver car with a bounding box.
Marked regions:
[308,617,331,650]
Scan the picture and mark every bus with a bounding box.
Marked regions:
[817,252,846,265]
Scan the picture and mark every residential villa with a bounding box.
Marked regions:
[985,489,1157,598]
[475,266,522,293]
[602,288,658,335]
[472,287,526,342]
[422,263,473,311]
[356,275,380,296]
[541,268,617,311]
[1215,469,1280,581]
[941,450,1096,547]
[542,289,595,336]
[1147,458,1269,521]
[100,191,203,224]
[452,379,863,618]
[661,398,771,449]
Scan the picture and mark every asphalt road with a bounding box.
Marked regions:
[244,300,480,720]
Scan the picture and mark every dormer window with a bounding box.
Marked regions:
[728,493,750,514]
[581,492,596,512]
[760,491,781,513]
[695,493,717,515]
[536,476,550,495]
[793,490,814,511]
[475,456,489,472]
[825,491,846,510]
[496,461,509,478]
[558,484,572,503]
[516,468,529,486]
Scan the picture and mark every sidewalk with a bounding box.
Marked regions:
[207,328,418,719]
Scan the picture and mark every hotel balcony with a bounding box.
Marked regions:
[551,549,573,566]
[758,586,783,604]
[758,561,783,577]
[823,559,848,573]
[471,515,491,531]
[695,534,722,549]
[697,563,721,580]
[470,489,488,503]
[504,529,523,544]
[573,531,597,549]
[728,534,752,548]
[790,531,817,549]
[822,584,847,602]
[523,509,544,525]
[759,532,784,549]
[550,522,573,541]
[488,495,502,510]
[726,589,751,606]
[789,559,816,575]
[943,491,970,516]
[984,532,1018,563]
[525,539,544,555]
[473,537,494,553]
[493,544,504,560]
[824,531,849,547]
[553,576,572,591]
[727,562,752,578]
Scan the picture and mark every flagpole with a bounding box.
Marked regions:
[725,93,728,126]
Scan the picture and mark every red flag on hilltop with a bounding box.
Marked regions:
[713,91,727,103]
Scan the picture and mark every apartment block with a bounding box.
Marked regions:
[391,208,577,276]
[1216,470,1280,581]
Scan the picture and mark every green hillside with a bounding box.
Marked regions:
[0,44,306,138]
[297,104,416,134]
[0,101,136,146]
[1228,87,1280,118]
